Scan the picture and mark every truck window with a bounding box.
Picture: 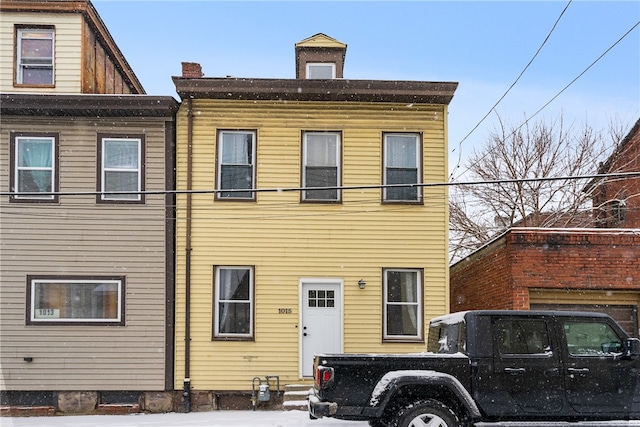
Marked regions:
[496,319,551,355]
[563,321,623,356]
[427,321,466,354]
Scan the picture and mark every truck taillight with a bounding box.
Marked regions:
[315,366,334,389]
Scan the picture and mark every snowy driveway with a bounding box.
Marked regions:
[1,411,639,427]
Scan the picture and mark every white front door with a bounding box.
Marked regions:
[300,281,342,377]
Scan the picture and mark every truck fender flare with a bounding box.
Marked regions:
[367,370,481,418]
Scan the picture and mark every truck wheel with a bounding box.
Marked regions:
[389,399,460,427]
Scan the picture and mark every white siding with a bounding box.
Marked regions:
[0,12,82,93]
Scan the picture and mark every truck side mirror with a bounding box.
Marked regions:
[625,338,640,357]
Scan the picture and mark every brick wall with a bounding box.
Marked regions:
[450,229,640,312]
[593,119,640,228]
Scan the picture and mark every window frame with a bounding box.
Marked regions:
[212,266,255,341]
[301,131,342,203]
[9,132,59,203]
[382,132,423,203]
[215,130,257,201]
[383,268,424,342]
[97,134,145,204]
[26,275,125,326]
[15,25,55,87]
[306,62,336,79]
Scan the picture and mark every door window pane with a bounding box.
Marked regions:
[564,321,622,356]
[496,319,551,355]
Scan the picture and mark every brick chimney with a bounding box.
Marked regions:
[181,62,203,78]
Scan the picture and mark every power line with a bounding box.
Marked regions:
[449,0,573,180]
[450,19,640,183]
[2,171,639,198]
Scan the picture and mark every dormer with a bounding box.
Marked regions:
[295,33,347,79]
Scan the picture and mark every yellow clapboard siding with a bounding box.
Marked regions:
[175,99,449,390]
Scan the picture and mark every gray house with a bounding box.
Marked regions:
[0,0,178,415]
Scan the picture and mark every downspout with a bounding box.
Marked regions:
[183,98,193,413]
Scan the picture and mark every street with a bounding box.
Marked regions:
[1,410,639,427]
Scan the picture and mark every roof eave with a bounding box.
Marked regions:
[0,93,179,117]
[172,77,458,105]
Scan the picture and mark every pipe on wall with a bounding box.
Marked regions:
[183,98,193,413]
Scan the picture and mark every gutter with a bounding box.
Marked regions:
[183,98,193,412]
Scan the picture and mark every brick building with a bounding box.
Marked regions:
[450,228,640,336]
[450,119,640,337]
[589,118,640,228]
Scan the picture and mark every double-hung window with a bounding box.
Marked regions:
[213,266,254,340]
[10,132,58,202]
[217,130,256,200]
[98,135,144,203]
[27,276,124,326]
[383,133,422,202]
[383,268,423,341]
[302,131,341,202]
[16,27,54,86]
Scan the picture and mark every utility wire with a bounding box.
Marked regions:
[2,171,639,198]
[450,19,640,183]
[449,0,573,181]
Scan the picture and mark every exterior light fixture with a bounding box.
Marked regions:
[358,279,366,289]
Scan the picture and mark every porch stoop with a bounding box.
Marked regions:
[282,384,311,411]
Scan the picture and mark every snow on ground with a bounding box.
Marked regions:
[0,410,364,427]
[1,411,639,427]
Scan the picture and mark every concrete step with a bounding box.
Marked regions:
[282,384,312,411]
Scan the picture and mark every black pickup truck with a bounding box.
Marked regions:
[308,310,640,427]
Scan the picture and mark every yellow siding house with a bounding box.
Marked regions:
[172,34,457,409]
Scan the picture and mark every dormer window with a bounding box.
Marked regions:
[306,63,336,79]
[295,33,346,79]
[15,26,55,86]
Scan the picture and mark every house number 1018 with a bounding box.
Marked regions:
[278,308,292,314]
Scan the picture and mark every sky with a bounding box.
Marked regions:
[92,1,640,178]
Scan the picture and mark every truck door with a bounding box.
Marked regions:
[490,317,564,415]
[560,318,639,414]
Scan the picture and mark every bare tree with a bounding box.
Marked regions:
[449,114,620,263]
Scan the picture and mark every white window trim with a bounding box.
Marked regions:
[217,130,257,200]
[214,266,254,339]
[14,136,55,200]
[29,278,123,324]
[383,133,422,202]
[383,268,423,341]
[16,27,55,85]
[100,137,142,201]
[306,62,336,79]
[302,131,341,201]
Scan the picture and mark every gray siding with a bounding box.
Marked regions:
[0,116,171,391]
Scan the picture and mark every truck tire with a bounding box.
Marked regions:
[389,399,460,427]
